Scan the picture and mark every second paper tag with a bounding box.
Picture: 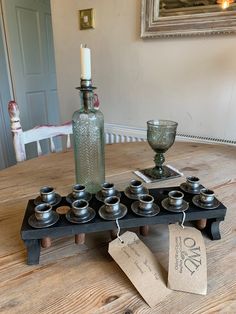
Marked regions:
[168,224,207,295]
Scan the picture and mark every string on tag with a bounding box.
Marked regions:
[115,218,124,243]
[180,211,186,229]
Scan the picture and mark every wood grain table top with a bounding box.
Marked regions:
[0,141,235,313]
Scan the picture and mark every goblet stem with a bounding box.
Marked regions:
[153,152,165,177]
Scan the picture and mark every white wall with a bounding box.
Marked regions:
[51,0,236,141]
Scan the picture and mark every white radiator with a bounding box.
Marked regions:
[105,123,146,144]
[105,133,145,144]
[104,123,236,146]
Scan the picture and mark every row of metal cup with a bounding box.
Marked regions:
[30,180,150,226]
[30,176,218,228]
[35,179,147,203]
[66,180,148,220]
[180,175,219,209]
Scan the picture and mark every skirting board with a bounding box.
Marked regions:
[104,123,236,146]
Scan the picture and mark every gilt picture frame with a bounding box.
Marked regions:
[141,0,236,38]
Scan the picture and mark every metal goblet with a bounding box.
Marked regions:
[145,120,178,179]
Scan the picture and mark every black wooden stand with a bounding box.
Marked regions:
[21,186,227,265]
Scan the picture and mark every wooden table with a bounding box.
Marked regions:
[0,141,236,313]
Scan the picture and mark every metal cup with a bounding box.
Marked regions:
[101,182,116,198]
[72,184,86,199]
[129,180,143,194]
[186,176,200,190]
[138,194,154,212]
[104,196,120,214]
[40,186,56,203]
[72,199,89,217]
[200,189,215,204]
[168,190,184,207]
[35,203,52,221]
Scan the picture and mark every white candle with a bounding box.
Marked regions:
[80,45,91,80]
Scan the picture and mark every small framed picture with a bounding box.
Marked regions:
[79,8,95,30]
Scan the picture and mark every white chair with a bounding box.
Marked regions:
[8,100,148,163]
[8,100,72,162]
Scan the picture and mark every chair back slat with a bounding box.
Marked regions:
[66,135,71,149]
[50,137,56,153]
[36,141,42,156]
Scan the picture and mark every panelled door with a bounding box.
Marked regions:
[0,20,15,169]
[2,0,60,157]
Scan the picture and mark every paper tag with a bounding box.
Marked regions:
[108,231,171,308]
[168,224,207,295]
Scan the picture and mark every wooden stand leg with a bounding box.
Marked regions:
[41,237,52,248]
[110,229,117,240]
[75,233,85,245]
[24,239,41,265]
[206,218,224,240]
[195,219,207,230]
[140,225,149,236]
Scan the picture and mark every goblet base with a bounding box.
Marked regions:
[141,165,181,182]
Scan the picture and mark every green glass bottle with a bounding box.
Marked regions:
[72,80,105,193]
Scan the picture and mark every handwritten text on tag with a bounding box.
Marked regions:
[108,231,170,308]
